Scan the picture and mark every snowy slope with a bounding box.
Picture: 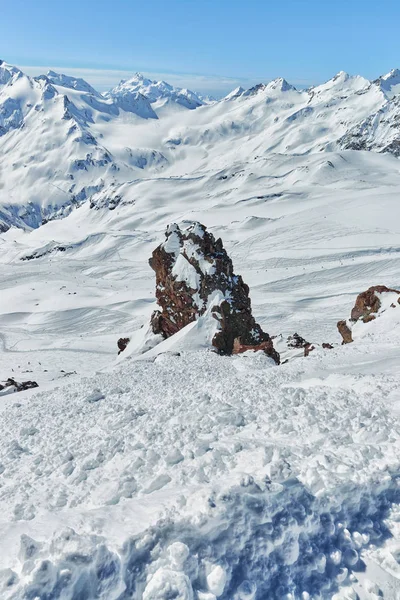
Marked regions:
[2,63,400,599]
[339,95,400,156]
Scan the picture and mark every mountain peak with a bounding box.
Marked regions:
[109,73,205,110]
[382,68,400,80]
[374,68,400,99]
[266,77,296,92]
[0,61,24,87]
[224,86,245,100]
[46,70,100,96]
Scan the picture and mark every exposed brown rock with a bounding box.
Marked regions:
[304,344,315,357]
[117,337,130,355]
[350,285,400,322]
[337,285,400,343]
[337,320,353,344]
[149,222,279,363]
[322,343,334,349]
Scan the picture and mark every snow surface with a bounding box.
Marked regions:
[1,62,400,598]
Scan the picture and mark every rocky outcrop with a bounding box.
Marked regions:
[337,285,400,343]
[0,378,38,394]
[117,337,130,355]
[286,332,315,356]
[337,320,353,344]
[149,222,279,363]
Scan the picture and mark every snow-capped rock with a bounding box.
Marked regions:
[338,285,400,343]
[149,222,279,361]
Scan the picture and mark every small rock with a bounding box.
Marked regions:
[117,337,130,354]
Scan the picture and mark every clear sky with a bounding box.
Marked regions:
[2,0,400,96]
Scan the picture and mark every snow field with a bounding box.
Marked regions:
[0,340,400,597]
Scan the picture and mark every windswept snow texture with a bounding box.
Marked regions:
[1,62,400,599]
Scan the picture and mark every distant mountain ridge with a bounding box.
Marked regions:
[106,72,208,110]
[1,60,400,231]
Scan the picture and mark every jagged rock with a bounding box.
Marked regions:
[0,378,39,393]
[286,333,315,357]
[350,285,400,321]
[304,344,315,357]
[322,342,334,349]
[287,332,309,349]
[149,222,279,363]
[337,285,400,343]
[337,320,353,344]
[117,337,130,354]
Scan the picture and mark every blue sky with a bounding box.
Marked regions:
[2,0,399,96]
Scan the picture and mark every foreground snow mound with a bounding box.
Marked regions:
[1,346,400,598]
[148,222,279,361]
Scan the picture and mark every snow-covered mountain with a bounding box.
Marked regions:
[1,62,400,232]
[2,61,400,598]
[107,72,207,110]
[374,67,400,99]
[1,62,400,231]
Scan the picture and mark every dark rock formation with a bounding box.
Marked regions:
[0,378,39,393]
[286,332,309,349]
[337,285,400,343]
[149,222,279,363]
[286,332,315,357]
[117,337,130,355]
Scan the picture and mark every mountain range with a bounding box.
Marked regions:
[1,61,400,231]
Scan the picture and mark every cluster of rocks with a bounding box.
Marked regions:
[286,333,315,357]
[337,285,400,344]
[0,378,38,394]
[148,222,279,363]
[116,222,400,364]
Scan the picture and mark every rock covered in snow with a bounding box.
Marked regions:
[0,378,38,395]
[149,222,279,362]
[337,285,400,344]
